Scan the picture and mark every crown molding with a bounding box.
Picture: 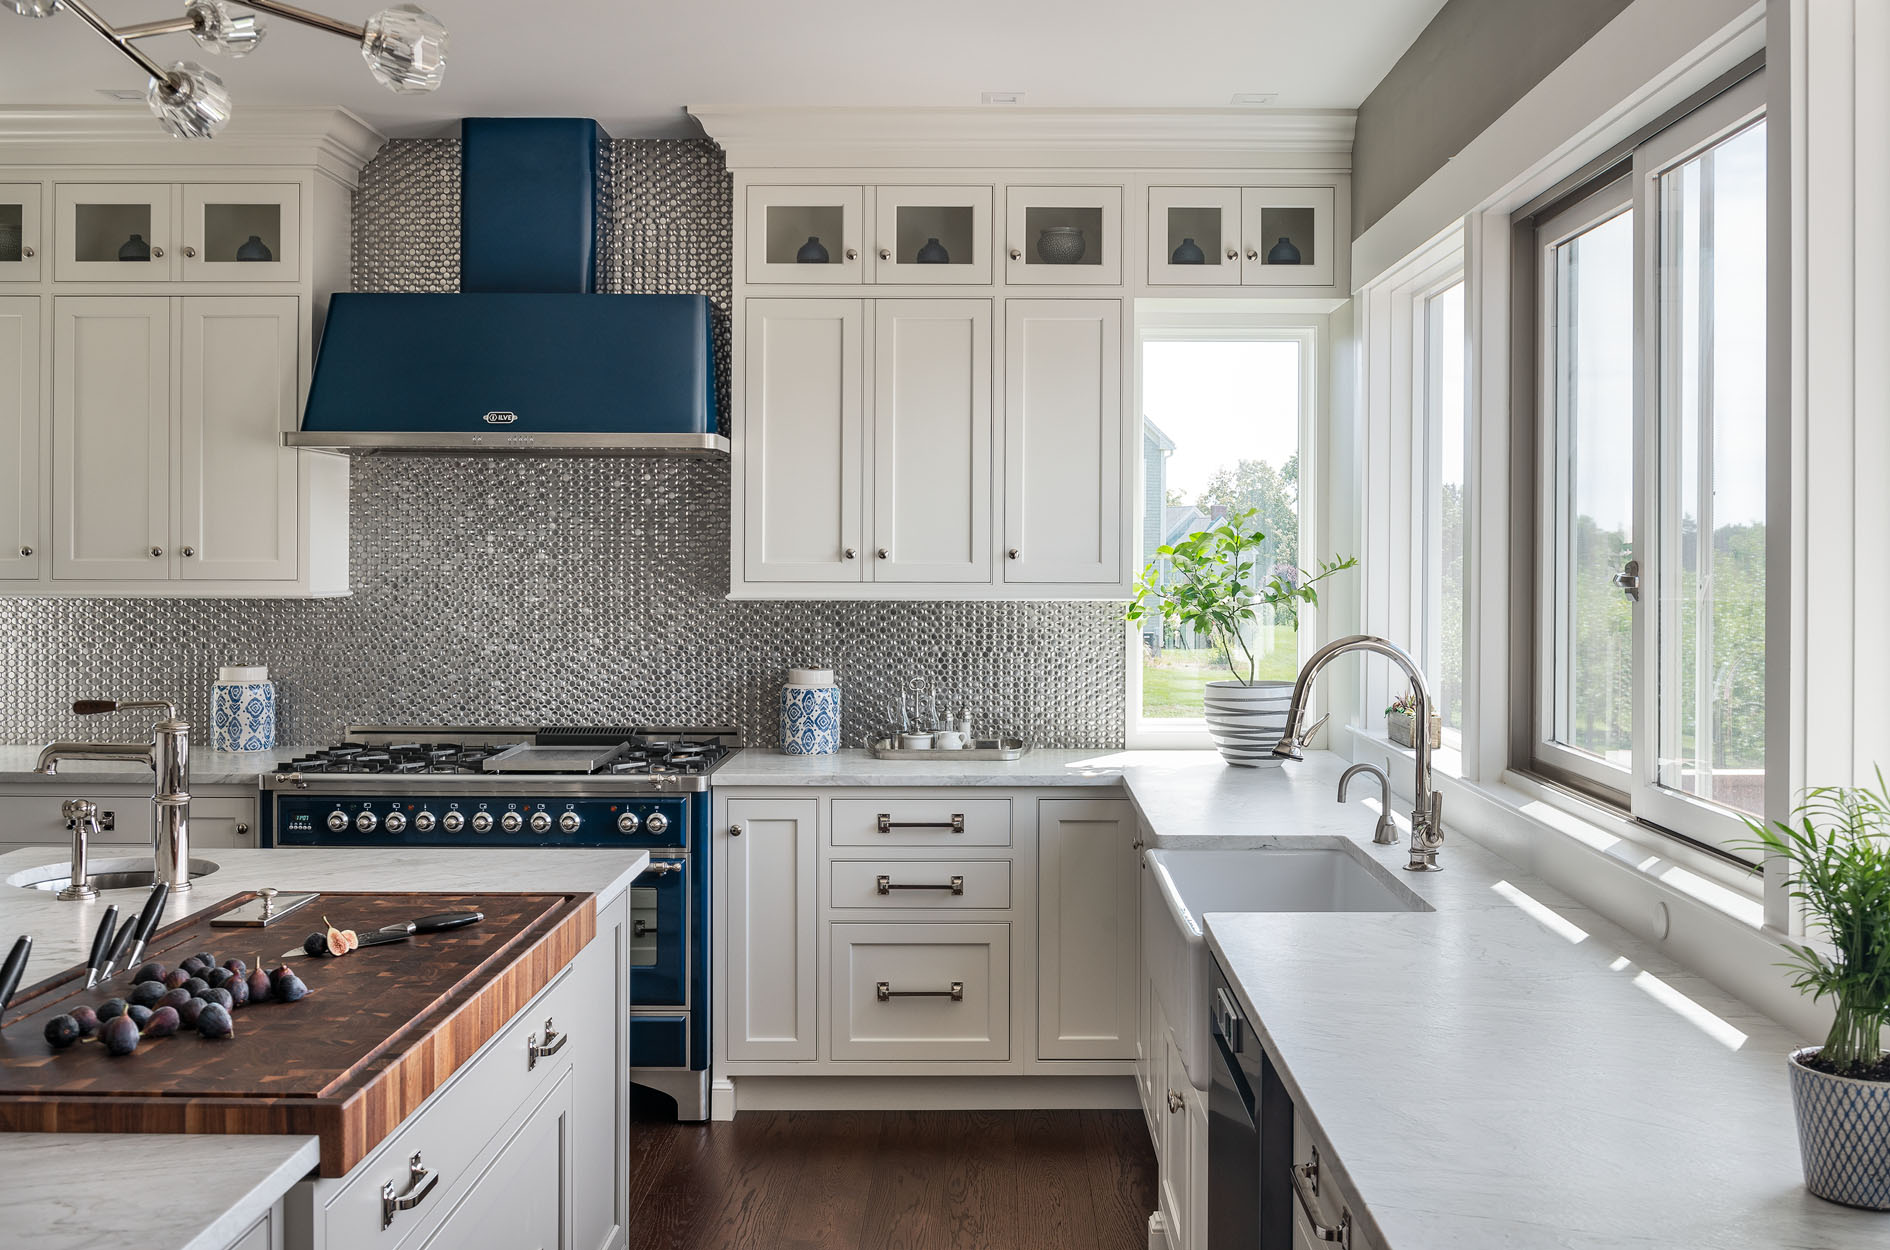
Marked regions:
[689,106,1355,171]
[0,106,385,181]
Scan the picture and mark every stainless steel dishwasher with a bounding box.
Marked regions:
[1208,956,1292,1249]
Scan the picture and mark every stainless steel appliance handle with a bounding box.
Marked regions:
[381,1152,439,1228]
[876,980,964,1002]
[1291,1148,1352,1247]
[876,874,965,895]
[876,812,965,834]
[638,862,681,876]
[1214,987,1243,1053]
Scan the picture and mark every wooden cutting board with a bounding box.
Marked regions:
[0,890,594,1175]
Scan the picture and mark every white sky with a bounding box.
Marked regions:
[1142,340,1300,501]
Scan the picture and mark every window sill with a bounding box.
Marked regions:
[1344,724,1765,930]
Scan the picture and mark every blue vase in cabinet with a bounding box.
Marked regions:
[118,233,150,261]
[916,236,950,264]
[236,234,273,263]
[1265,235,1303,265]
[1171,236,1206,265]
[795,236,829,264]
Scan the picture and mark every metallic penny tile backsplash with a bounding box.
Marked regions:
[0,139,1126,749]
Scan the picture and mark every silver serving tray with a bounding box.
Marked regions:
[865,737,1031,761]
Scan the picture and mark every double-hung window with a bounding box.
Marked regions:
[1531,73,1768,856]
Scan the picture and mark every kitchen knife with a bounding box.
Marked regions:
[84,904,119,989]
[121,881,170,973]
[0,935,31,1012]
[282,911,484,959]
[97,916,139,982]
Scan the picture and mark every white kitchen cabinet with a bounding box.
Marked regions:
[1240,186,1336,289]
[830,921,1010,1061]
[1004,186,1123,285]
[182,183,300,282]
[1147,186,1243,286]
[747,184,865,284]
[415,1071,573,1250]
[871,298,991,582]
[218,1203,282,1250]
[1146,185,1340,290]
[178,297,299,581]
[872,185,993,284]
[1002,299,1122,583]
[742,298,865,582]
[0,183,42,282]
[1036,797,1138,1059]
[51,295,171,581]
[55,183,176,282]
[723,798,819,1060]
[1158,1026,1201,1250]
[0,297,39,580]
[571,890,631,1250]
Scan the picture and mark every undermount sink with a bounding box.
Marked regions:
[7,856,220,892]
[1143,842,1432,1090]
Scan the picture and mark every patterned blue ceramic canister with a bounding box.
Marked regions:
[213,664,276,752]
[781,667,841,756]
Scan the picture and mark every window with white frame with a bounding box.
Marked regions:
[1530,74,1768,855]
[1423,279,1468,741]
[1127,315,1317,742]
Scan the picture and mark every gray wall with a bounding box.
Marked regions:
[1351,0,1635,236]
[0,139,1126,750]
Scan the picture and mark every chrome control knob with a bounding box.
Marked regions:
[413,810,436,833]
[469,811,493,833]
[644,811,671,836]
[500,810,524,833]
[326,810,349,832]
[383,810,408,834]
[355,810,379,833]
[559,811,582,834]
[616,812,641,835]
[442,810,465,833]
[529,810,553,834]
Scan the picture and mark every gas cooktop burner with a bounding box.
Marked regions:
[272,727,738,781]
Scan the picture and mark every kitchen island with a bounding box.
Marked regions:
[0,844,648,1250]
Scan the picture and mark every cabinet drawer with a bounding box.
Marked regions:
[830,859,1011,909]
[313,958,584,1248]
[831,921,1009,1060]
[830,798,1010,847]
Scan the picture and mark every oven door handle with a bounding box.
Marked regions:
[638,861,682,877]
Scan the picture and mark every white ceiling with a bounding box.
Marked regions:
[0,0,1447,138]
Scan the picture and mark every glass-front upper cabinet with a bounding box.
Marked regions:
[1147,187,1242,285]
[55,183,175,282]
[183,184,300,281]
[0,184,42,282]
[1004,186,1123,286]
[1239,187,1335,288]
[746,185,865,284]
[872,186,992,284]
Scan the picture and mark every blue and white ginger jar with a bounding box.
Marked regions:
[213,664,276,752]
[781,668,840,756]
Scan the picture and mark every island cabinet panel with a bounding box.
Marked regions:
[413,1070,574,1250]
[724,798,818,1060]
[570,891,631,1250]
[1036,797,1139,1059]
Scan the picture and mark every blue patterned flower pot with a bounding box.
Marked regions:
[781,686,841,756]
[1789,1047,1890,1209]
[212,666,276,752]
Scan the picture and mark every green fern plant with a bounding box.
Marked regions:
[1745,772,1890,1074]
[1126,508,1356,687]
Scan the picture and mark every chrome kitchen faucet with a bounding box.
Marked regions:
[1272,636,1446,871]
[36,698,193,894]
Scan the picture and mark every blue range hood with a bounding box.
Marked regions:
[290,118,722,456]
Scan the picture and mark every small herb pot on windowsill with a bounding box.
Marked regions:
[1386,708,1441,750]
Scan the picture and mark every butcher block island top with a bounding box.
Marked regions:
[0,845,647,1250]
[0,889,594,1176]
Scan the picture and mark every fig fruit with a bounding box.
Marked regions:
[43,1015,80,1049]
[68,1006,100,1037]
[142,1005,180,1037]
[196,1002,234,1039]
[101,1014,140,1055]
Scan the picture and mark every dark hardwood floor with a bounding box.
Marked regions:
[628,1105,1157,1250]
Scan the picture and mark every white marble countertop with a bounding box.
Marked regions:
[0,844,649,1250]
[0,745,301,787]
[722,746,1876,1246]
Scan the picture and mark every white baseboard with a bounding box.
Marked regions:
[1147,1209,1170,1250]
[709,1077,737,1122]
[726,1074,1139,1113]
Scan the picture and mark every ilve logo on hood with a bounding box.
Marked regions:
[482,411,519,425]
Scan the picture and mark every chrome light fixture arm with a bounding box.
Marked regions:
[56,0,177,84]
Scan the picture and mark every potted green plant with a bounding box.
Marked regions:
[1385,690,1441,750]
[1127,508,1355,766]
[1746,775,1890,1209]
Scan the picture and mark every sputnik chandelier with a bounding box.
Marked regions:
[4,0,450,138]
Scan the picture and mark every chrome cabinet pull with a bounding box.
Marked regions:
[1007,548,1019,560]
[20,245,32,258]
[729,822,743,837]
[18,546,30,557]
[1166,1089,1184,1114]
[1245,246,1258,261]
[1008,247,1022,260]
[235,822,250,838]
[527,1017,568,1070]
[844,247,858,261]
[149,546,163,558]
[151,245,165,258]
[180,546,194,558]
[843,547,857,560]
[877,980,964,1002]
[879,247,892,260]
[876,873,965,895]
[876,812,965,834]
[381,1152,439,1228]
[1224,246,1238,260]
[183,245,197,258]
[1291,1148,1351,1247]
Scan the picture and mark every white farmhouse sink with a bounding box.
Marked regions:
[1144,843,1431,1090]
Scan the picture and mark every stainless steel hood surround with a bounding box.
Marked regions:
[293,117,724,457]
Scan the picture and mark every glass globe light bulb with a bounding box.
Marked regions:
[360,4,448,94]
[146,62,232,140]
[186,0,265,56]
[3,0,60,15]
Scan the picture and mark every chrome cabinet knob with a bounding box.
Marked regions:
[1007,548,1019,560]
[500,810,524,833]
[181,546,195,558]
[844,248,858,261]
[616,812,641,835]
[18,545,30,557]
[1225,246,1238,260]
[150,546,163,558]
[529,810,553,834]
[729,822,743,837]
[1167,1089,1184,1113]
[236,822,250,838]
[383,810,408,834]
[182,246,197,259]
[877,547,889,559]
[1009,247,1022,260]
[645,811,671,836]
[878,247,892,261]
[843,547,857,559]
[1246,247,1259,261]
[20,245,32,258]
[152,245,165,258]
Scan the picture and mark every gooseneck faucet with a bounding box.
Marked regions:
[35,699,193,894]
[1272,635,1445,871]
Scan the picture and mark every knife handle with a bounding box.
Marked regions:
[133,881,169,945]
[100,917,138,977]
[412,912,483,934]
[87,905,119,974]
[0,935,32,1011]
